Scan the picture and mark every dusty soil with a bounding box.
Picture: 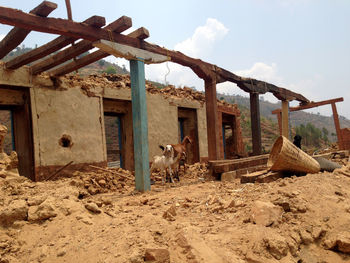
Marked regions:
[1,161,350,263]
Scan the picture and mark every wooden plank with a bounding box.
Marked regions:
[30,16,132,74]
[250,92,262,155]
[93,39,169,64]
[331,102,344,150]
[213,155,269,173]
[205,75,220,160]
[272,97,344,114]
[0,5,309,103]
[5,16,106,69]
[281,100,289,139]
[208,154,269,165]
[0,88,25,105]
[0,1,57,59]
[130,59,150,191]
[50,27,149,76]
[127,27,149,40]
[240,170,268,184]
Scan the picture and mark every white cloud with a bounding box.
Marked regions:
[174,18,228,58]
[145,18,229,89]
[235,62,282,84]
[217,62,283,102]
[0,34,5,41]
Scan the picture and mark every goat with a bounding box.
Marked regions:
[150,145,180,184]
[159,136,193,180]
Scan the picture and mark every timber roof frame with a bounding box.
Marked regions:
[0,1,309,103]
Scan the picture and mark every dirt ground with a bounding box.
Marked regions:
[1,160,350,263]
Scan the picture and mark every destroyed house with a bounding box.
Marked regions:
[0,69,244,181]
[0,1,313,190]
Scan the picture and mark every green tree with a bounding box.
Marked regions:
[104,66,116,74]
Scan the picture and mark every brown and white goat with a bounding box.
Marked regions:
[150,145,180,184]
[159,136,192,180]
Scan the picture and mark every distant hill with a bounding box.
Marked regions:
[218,93,350,144]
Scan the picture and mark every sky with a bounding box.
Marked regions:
[1,0,350,119]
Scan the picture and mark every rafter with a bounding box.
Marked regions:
[5,16,106,69]
[0,4,309,103]
[0,1,57,59]
[271,97,344,114]
[50,27,149,76]
[30,16,132,74]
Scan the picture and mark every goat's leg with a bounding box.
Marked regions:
[168,166,175,184]
[161,170,166,185]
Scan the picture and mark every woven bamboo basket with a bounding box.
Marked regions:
[267,136,320,173]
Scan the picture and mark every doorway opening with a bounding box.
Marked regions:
[103,99,134,170]
[0,87,34,180]
[104,114,123,168]
[221,113,237,159]
[177,107,199,164]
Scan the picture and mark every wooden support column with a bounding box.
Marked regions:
[281,100,289,139]
[249,92,262,155]
[277,112,282,135]
[331,102,343,150]
[204,76,220,160]
[129,59,150,191]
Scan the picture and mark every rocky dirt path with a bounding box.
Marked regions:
[1,162,350,263]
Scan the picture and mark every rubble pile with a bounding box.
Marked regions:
[61,73,239,110]
[0,124,19,179]
[72,167,135,195]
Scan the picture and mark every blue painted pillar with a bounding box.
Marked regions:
[130,59,151,191]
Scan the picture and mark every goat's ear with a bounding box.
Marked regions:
[159,145,165,151]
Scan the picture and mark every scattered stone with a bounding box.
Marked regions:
[85,202,101,214]
[28,198,57,222]
[27,195,47,206]
[250,201,283,227]
[324,231,350,254]
[57,250,66,257]
[273,198,291,212]
[0,200,28,226]
[162,205,176,221]
[221,171,236,182]
[76,215,93,225]
[263,234,288,260]
[299,229,313,245]
[144,248,170,263]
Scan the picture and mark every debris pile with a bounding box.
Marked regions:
[61,73,239,110]
[0,124,19,178]
[72,166,134,195]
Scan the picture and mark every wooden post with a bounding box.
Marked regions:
[249,92,262,155]
[277,112,282,135]
[331,102,343,150]
[129,59,150,191]
[204,76,220,160]
[281,100,289,139]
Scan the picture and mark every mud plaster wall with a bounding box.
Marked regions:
[30,85,106,168]
[103,86,208,160]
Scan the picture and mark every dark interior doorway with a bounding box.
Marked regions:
[221,113,237,159]
[178,107,200,164]
[0,86,34,180]
[104,114,123,168]
[103,99,134,170]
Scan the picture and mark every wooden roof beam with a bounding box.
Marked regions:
[5,16,106,69]
[271,97,344,114]
[0,1,57,59]
[50,27,149,76]
[0,5,309,103]
[30,16,132,74]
